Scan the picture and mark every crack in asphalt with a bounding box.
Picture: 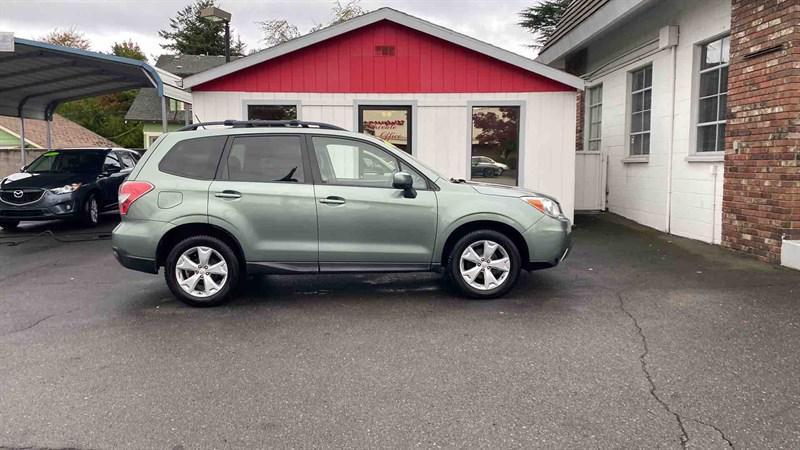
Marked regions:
[616,291,735,449]
[691,418,735,448]
[616,291,690,448]
[1,308,80,337]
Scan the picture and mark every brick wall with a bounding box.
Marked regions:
[722,0,800,263]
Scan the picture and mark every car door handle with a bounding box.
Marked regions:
[319,196,345,205]
[214,190,241,199]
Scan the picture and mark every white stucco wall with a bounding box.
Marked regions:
[192,91,577,222]
[579,0,730,244]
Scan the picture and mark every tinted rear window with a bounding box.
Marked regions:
[226,135,304,183]
[158,136,227,180]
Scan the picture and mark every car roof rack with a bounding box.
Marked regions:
[177,120,347,132]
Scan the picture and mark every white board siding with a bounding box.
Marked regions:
[575,0,730,244]
[192,91,578,222]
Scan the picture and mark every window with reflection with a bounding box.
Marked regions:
[697,36,730,152]
[470,106,520,186]
[247,104,297,121]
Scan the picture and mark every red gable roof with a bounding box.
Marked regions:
[190,11,581,94]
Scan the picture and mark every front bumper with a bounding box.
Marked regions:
[523,214,572,271]
[0,190,82,221]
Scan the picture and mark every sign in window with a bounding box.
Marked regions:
[358,106,412,154]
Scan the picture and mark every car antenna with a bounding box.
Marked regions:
[193,113,206,129]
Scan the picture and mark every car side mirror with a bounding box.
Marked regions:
[392,172,416,198]
[20,165,27,172]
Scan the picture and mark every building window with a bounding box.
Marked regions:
[629,65,652,156]
[247,104,297,121]
[358,105,412,154]
[471,106,520,186]
[585,85,602,152]
[697,36,730,153]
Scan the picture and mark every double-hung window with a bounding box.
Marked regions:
[629,66,652,156]
[697,36,730,153]
[586,85,603,152]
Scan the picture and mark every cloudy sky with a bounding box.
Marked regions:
[0,0,541,62]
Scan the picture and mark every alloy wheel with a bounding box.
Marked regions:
[459,240,511,291]
[175,246,229,298]
[89,198,98,224]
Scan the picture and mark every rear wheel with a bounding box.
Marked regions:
[0,220,20,231]
[482,167,494,177]
[447,230,521,299]
[81,193,99,227]
[165,235,240,307]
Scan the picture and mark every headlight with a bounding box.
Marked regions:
[522,196,562,218]
[50,183,82,194]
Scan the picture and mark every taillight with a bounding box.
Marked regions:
[118,181,154,216]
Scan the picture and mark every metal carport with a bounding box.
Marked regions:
[0,35,188,164]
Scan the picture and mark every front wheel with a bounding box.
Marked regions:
[165,235,240,307]
[447,230,521,299]
[81,193,99,227]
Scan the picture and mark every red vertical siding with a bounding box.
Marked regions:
[194,20,573,93]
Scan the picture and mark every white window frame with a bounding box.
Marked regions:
[583,84,603,153]
[689,34,730,161]
[627,65,652,158]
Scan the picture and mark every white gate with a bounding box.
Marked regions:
[574,151,606,211]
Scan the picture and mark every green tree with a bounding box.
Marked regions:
[112,40,147,61]
[159,0,246,56]
[518,0,571,49]
[52,36,146,148]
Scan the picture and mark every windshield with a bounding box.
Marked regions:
[25,150,106,174]
[382,140,447,181]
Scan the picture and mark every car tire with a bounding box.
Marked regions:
[0,220,20,231]
[446,230,521,299]
[165,235,240,307]
[483,168,494,178]
[81,192,99,227]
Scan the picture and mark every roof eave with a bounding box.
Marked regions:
[185,7,584,91]
[537,0,653,66]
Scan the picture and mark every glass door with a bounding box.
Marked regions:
[357,105,412,154]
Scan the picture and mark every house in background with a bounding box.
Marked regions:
[539,0,799,268]
[0,114,116,176]
[183,7,583,221]
[125,55,240,147]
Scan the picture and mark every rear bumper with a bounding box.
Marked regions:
[113,246,158,274]
[523,215,572,271]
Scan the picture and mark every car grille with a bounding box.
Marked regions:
[0,188,46,205]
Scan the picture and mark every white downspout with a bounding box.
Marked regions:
[663,26,679,234]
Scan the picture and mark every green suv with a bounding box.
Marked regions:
[112,121,570,307]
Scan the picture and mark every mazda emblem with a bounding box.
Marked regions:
[13,190,23,199]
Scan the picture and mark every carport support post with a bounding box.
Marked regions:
[46,118,52,150]
[160,94,168,133]
[19,116,26,166]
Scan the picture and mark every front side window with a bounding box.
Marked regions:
[226,135,304,183]
[471,106,520,186]
[312,137,426,189]
[158,136,227,180]
[697,36,730,152]
[247,104,297,121]
[103,153,122,172]
[586,85,603,152]
[629,66,652,156]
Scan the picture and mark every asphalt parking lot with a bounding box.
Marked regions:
[1,213,799,449]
